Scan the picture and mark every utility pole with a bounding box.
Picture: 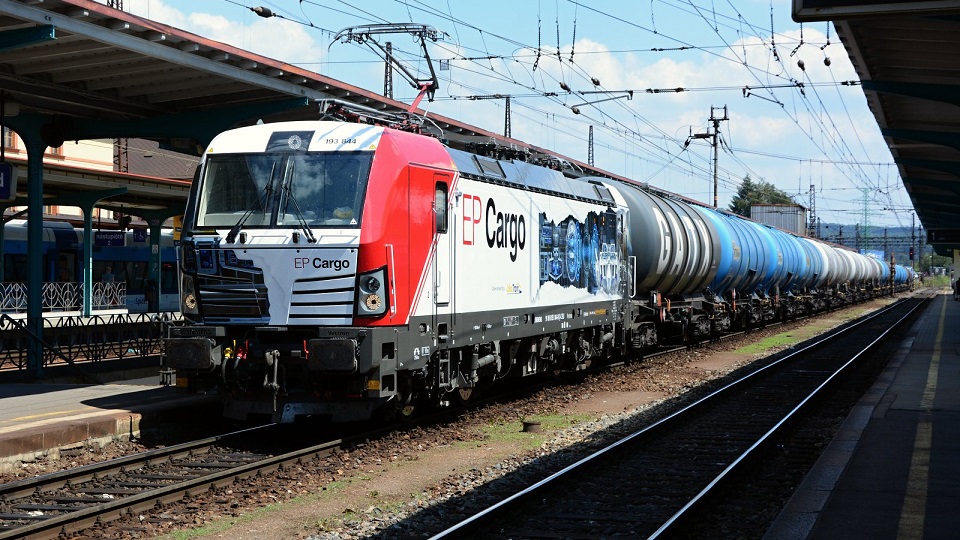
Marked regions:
[383,42,393,99]
[686,106,728,208]
[912,213,917,271]
[504,96,511,138]
[919,225,925,274]
[588,125,594,167]
[860,188,871,250]
[114,138,128,173]
[808,183,816,238]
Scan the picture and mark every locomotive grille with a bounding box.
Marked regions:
[289,274,356,325]
[197,267,269,322]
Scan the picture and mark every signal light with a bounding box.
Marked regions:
[909,247,915,260]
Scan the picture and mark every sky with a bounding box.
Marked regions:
[118,0,915,230]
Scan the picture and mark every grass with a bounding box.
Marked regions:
[462,413,595,451]
[734,332,801,355]
[152,480,355,539]
[924,274,951,288]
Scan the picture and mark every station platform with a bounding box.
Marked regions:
[766,291,960,540]
[0,375,216,471]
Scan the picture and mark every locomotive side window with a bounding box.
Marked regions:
[435,181,448,234]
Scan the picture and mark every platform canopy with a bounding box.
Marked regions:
[0,1,553,151]
[794,1,960,253]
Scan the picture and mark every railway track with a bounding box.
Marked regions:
[0,423,367,540]
[428,295,928,539]
[0,295,919,539]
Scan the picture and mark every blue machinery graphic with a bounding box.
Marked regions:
[539,210,622,295]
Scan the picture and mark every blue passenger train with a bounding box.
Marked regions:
[1,220,179,313]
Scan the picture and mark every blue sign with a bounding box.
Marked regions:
[95,231,125,247]
[133,229,146,243]
[0,162,17,201]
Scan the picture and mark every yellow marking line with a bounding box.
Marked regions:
[3,408,88,423]
[896,294,945,538]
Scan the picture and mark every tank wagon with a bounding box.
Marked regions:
[165,114,913,423]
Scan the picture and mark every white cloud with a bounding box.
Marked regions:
[126,0,326,65]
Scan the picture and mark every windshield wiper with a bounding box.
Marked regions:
[226,162,277,243]
[281,160,317,243]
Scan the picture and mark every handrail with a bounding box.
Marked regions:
[0,312,184,379]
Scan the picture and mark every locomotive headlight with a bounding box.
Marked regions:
[364,293,382,310]
[362,275,381,293]
[181,274,199,316]
[356,266,388,317]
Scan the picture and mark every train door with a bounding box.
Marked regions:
[54,251,78,310]
[432,174,453,343]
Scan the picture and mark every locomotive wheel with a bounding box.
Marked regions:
[399,403,417,420]
[453,387,474,404]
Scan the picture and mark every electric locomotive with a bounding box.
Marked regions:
[166,118,628,422]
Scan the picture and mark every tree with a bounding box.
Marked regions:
[728,175,796,217]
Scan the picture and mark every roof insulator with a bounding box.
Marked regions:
[252,6,274,18]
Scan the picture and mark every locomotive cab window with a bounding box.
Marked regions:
[195,152,372,229]
[435,181,448,234]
